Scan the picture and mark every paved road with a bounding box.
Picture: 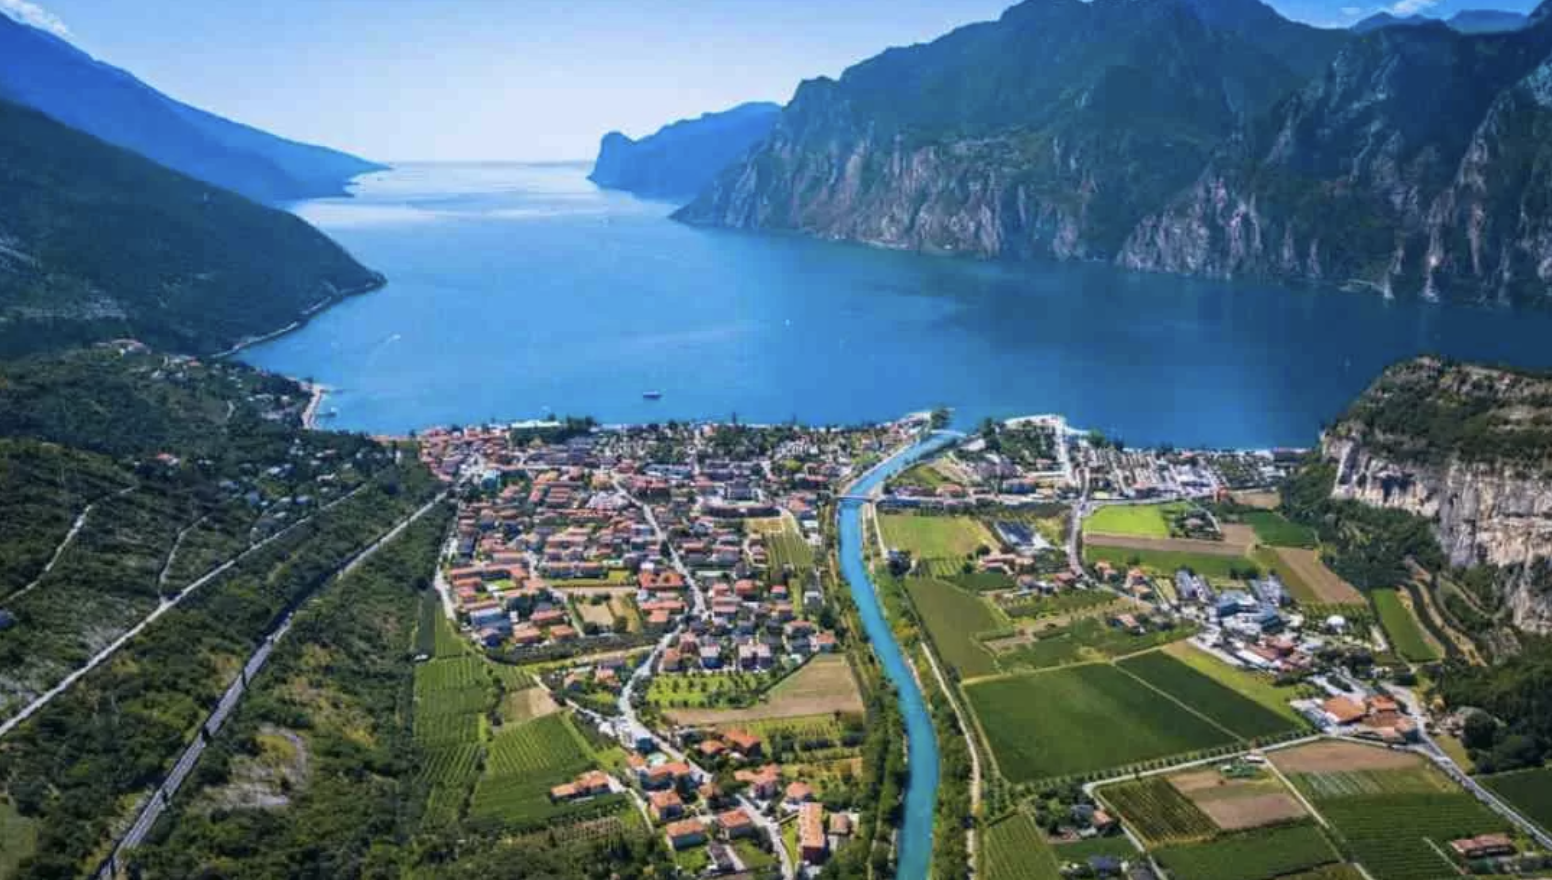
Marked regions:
[95,493,447,879]
[0,484,371,740]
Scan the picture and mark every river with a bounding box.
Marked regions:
[837,431,959,880]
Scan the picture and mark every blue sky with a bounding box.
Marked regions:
[4,0,1542,162]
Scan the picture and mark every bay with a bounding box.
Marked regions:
[245,162,1552,447]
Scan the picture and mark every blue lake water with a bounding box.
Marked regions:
[248,162,1552,447]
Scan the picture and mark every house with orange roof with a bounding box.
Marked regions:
[718,807,756,839]
[665,818,707,850]
[798,801,827,864]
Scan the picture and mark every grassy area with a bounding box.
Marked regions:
[981,811,1062,880]
[1098,777,1215,845]
[965,664,1238,782]
[1153,823,1340,880]
[903,577,1000,678]
[880,514,996,559]
[1083,503,1187,538]
[647,669,783,709]
[995,617,1193,671]
[1116,651,1302,740]
[1048,836,1137,861]
[1371,588,1441,662]
[1239,510,1318,548]
[1083,544,1257,580]
[1161,642,1304,724]
[1482,767,1552,836]
[0,800,36,877]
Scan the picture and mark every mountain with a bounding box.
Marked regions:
[1316,356,1552,633]
[1351,12,1430,32]
[589,102,781,200]
[675,0,1348,262]
[0,14,383,203]
[1446,9,1529,32]
[1120,11,1552,303]
[0,97,382,358]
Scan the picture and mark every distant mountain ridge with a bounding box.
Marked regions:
[0,14,383,203]
[589,102,781,199]
[1352,8,1527,33]
[0,97,382,357]
[674,0,1552,305]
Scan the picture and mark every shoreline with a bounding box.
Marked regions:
[301,382,331,430]
[212,273,387,361]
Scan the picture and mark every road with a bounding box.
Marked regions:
[94,493,447,879]
[6,484,137,604]
[0,483,368,740]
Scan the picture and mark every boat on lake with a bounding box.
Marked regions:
[642,390,663,400]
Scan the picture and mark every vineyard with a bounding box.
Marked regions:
[1290,767,1451,800]
[1153,823,1340,880]
[470,714,597,823]
[1314,792,1505,880]
[1098,777,1214,845]
[981,811,1062,880]
[418,743,481,826]
[1116,651,1301,740]
[1484,767,1552,835]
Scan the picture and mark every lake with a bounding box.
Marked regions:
[246,162,1552,448]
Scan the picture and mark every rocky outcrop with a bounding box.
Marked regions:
[589,102,780,200]
[676,0,1346,260]
[1321,358,1552,632]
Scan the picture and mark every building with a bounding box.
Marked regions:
[718,807,756,839]
[1450,834,1515,859]
[665,818,708,850]
[649,790,684,822]
[798,801,827,864]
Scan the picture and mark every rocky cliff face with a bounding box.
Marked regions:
[1321,358,1552,632]
[1121,17,1552,303]
[676,0,1346,260]
[588,102,780,200]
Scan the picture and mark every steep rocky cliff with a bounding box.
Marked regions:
[1321,357,1552,632]
[589,102,780,200]
[1121,14,1552,303]
[675,0,1346,260]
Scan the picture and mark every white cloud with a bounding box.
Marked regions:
[0,0,70,38]
[1340,6,1363,15]
[1388,0,1439,15]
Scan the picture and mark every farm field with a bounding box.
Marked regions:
[998,590,1116,620]
[1483,767,1552,835]
[965,664,1238,782]
[1269,548,1364,604]
[664,654,864,724]
[1269,740,1424,776]
[1371,588,1441,662]
[1239,510,1318,548]
[992,617,1192,670]
[903,577,1000,678]
[500,686,559,726]
[1082,503,1184,538]
[880,514,996,559]
[981,811,1062,880]
[1161,641,1304,723]
[1082,533,1249,558]
[471,713,596,822]
[1116,651,1301,740]
[1153,823,1340,880]
[1098,777,1215,845]
[1168,767,1307,831]
[647,668,781,709]
[419,743,482,827]
[1083,545,1255,580]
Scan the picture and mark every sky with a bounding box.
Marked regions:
[5,0,1543,162]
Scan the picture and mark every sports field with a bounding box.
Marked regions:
[880,514,997,559]
[965,664,1238,781]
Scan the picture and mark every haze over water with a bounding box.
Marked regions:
[246,162,1552,448]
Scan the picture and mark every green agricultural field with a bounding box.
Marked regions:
[981,811,1063,880]
[1371,589,1440,662]
[903,577,1000,678]
[1098,777,1215,845]
[1083,504,1182,538]
[965,664,1238,782]
[1083,545,1258,580]
[1000,590,1116,620]
[1116,651,1301,740]
[1240,511,1318,548]
[1160,642,1304,724]
[419,743,482,827]
[1484,767,1552,835]
[996,617,1192,671]
[1048,836,1137,861]
[881,514,997,559]
[1153,823,1340,880]
[471,714,596,823]
[1313,793,1505,880]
